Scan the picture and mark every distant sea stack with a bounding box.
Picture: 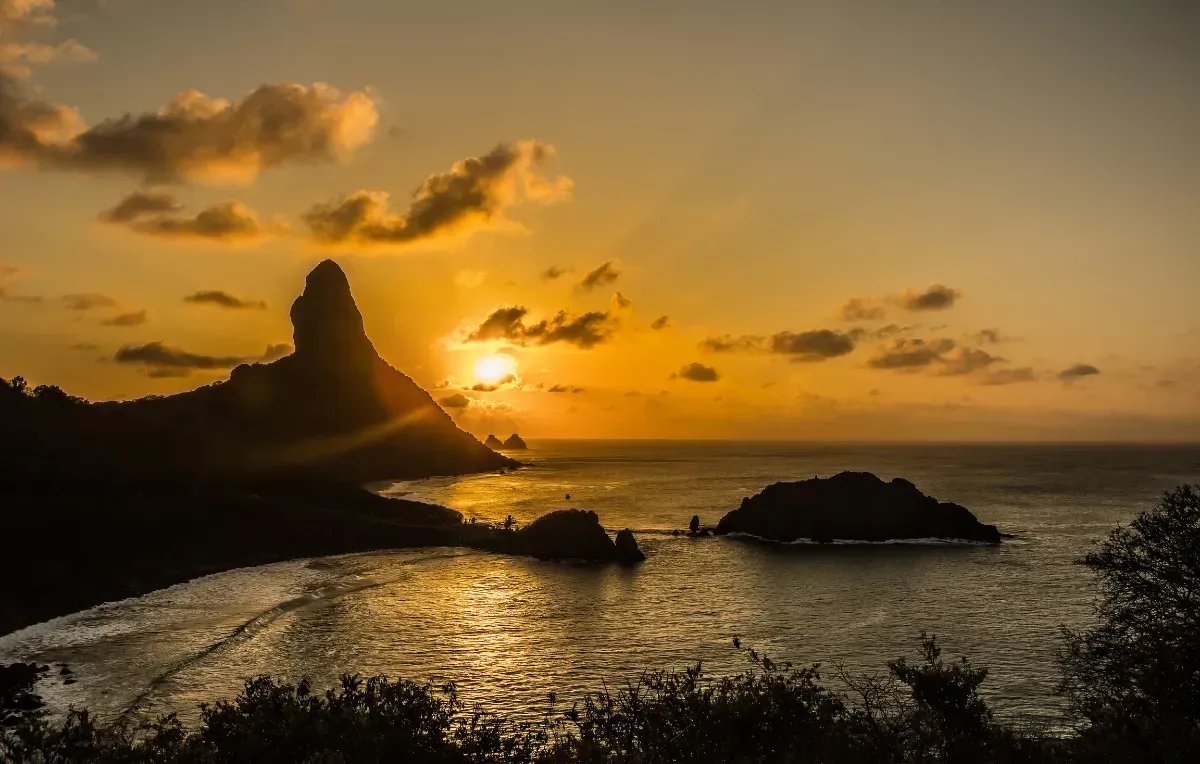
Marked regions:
[715,472,1001,544]
[502,434,528,450]
[122,260,517,482]
[485,434,504,449]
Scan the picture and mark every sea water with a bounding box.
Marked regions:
[2,441,1197,726]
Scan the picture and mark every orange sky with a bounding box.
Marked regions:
[1,0,1198,440]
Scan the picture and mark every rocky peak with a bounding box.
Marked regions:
[290,259,376,367]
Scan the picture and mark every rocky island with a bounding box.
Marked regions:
[715,472,1002,544]
[485,434,505,449]
[502,434,528,450]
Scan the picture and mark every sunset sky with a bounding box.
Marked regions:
[1,0,1197,440]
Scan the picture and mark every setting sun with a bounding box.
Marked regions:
[473,353,517,387]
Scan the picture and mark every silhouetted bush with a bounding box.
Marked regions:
[1,637,1069,763]
[1058,484,1200,761]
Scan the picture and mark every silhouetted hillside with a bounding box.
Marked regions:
[2,261,513,488]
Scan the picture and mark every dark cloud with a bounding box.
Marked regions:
[675,362,720,382]
[302,140,570,248]
[114,341,289,376]
[938,347,1006,376]
[868,338,957,369]
[699,334,763,353]
[104,198,265,241]
[1058,363,1101,380]
[548,384,584,393]
[970,328,1010,345]
[979,367,1038,386]
[650,315,670,330]
[472,374,517,392]
[61,293,118,311]
[770,330,857,361]
[464,305,616,349]
[1,78,378,183]
[183,290,267,310]
[897,284,961,311]
[541,265,566,280]
[438,393,471,409]
[611,291,633,310]
[577,260,619,291]
[100,309,147,327]
[99,190,182,223]
[838,297,886,322]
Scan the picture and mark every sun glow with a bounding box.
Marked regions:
[473,353,517,386]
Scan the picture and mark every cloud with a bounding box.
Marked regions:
[61,293,118,311]
[0,2,97,79]
[464,305,617,349]
[611,291,633,310]
[577,260,619,291]
[472,373,517,392]
[69,342,99,351]
[970,328,1011,345]
[454,269,486,288]
[938,347,1005,376]
[699,334,763,353]
[114,341,289,376]
[101,194,266,241]
[650,315,670,330]
[1,79,378,183]
[302,140,571,249]
[1058,363,1101,380]
[896,284,961,311]
[675,362,720,382]
[541,265,566,280]
[99,190,183,223]
[769,330,857,361]
[548,384,584,393]
[838,297,886,322]
[100,309,146,327]
[868,338,957,369]
[438,392,471,409]
[183,290,267,310]
[979,367,1038,386]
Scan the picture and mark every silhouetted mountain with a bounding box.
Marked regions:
[502,433,528,450]
[715,472,1001,543]
[485,434,504,449]
[120,260,515,482]
[0,260,514,488]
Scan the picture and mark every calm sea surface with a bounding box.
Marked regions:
[3,441,1198,726]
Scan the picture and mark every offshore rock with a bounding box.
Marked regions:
[502,433,528,450]
[715,472,1001,544]
[614,528,646,563]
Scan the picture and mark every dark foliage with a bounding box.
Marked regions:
[1058,485,1200,761]
[1,638,1063,763]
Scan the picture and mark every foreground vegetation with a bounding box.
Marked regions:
[2,486,1197,763]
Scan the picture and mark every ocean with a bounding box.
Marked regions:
[2,441,1197,727]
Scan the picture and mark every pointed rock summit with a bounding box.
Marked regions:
[485,434,504,449]
[132,260,516,481]
[290,259,376,370]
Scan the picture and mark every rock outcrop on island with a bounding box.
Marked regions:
[502,434,528,450]
[715,472,1002,544]
[111,260,518,482]
[494,509,643,562]
[485,434,505,449]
